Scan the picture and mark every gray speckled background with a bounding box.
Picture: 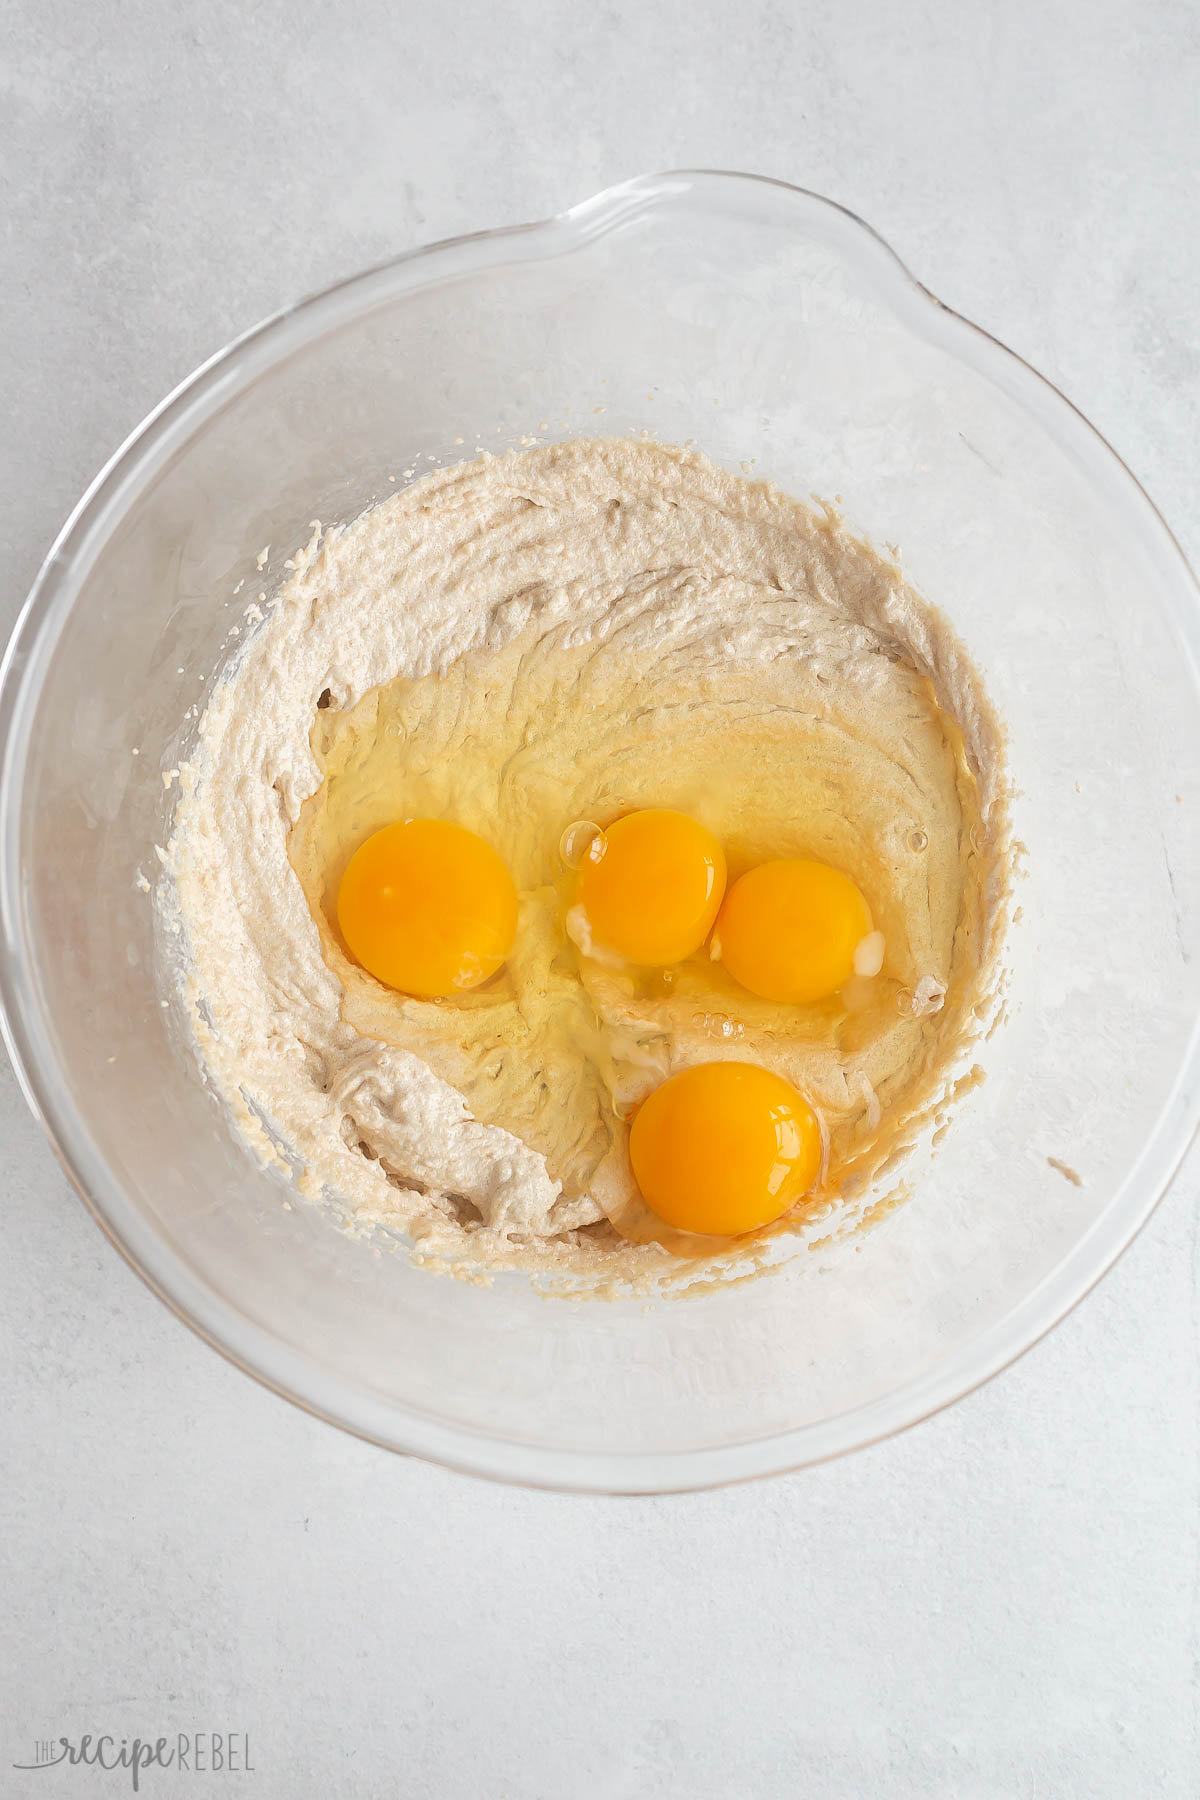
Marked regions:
[2,2,1197,1794]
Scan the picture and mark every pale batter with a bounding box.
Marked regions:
[166,438,1008,1285]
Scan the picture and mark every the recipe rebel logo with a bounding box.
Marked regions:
[12,1733,254,1791]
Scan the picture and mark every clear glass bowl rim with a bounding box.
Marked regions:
[2,170,1199,1494]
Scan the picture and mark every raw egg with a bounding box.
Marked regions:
[628,1061,823,1236]
[715,857,875,1005]
[336,818,518,998]
[576,808,726,965]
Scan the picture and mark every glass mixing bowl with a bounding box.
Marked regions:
[2,172,1198,1493]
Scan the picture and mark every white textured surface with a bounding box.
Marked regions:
[1,2,1197,1793]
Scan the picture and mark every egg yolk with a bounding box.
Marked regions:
[336,818,518,998]
[576,808,726,965]
[715,857,874,1004]
[629,1061,823,1236]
